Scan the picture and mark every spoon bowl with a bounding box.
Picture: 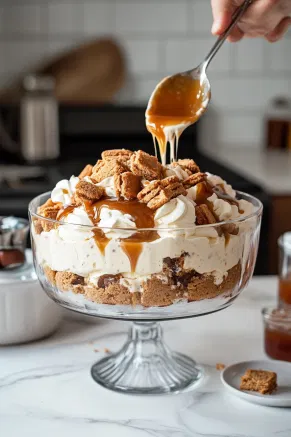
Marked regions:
[146,0,254,164]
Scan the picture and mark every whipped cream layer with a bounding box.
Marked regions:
[34,163,257,289]
[34,224,246,286]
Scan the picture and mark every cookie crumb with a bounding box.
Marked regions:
[79,164,93,179]
[195,204,217,225]
[75,180,104,204]
[240,369,277,395]
[216,363,225,370]
[130,150,162,181]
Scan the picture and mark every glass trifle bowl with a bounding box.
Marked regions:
[29,168,262,395]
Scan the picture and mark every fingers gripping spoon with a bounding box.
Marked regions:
[146,0,254,165]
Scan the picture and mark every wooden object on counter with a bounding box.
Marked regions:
[0,38,126,104]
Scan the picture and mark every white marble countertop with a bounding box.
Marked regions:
[1,276,291,437]
[201,146,291,195]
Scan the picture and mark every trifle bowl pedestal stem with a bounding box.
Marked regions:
[91,321,203,394]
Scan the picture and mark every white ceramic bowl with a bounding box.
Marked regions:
[0,250,62,345]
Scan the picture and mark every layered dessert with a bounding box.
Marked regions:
[32,148,257,308]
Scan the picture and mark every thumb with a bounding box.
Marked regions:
[211,0,244,35]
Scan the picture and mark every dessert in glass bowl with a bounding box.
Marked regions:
[29,148,262,394]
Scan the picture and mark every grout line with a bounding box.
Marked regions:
[186,0,193,34]
[157,40,166,75]
[262,39,269,72]
[229,41,236,77]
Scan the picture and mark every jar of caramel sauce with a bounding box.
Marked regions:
[263,308,291,362]
[278,233,291,308]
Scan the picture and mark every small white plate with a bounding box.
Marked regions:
[221,360,291,407]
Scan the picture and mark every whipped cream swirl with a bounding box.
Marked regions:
[51,176,79,205]
[58,207,93,241]
[165,164,189,181]
[91,176,117,198]
[206,173,236,198]
[98,208,136,239]
[154,195,196,237]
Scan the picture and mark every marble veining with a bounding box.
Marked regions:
[1,277,291,437]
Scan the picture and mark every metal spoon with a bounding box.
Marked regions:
[146,0,254,125]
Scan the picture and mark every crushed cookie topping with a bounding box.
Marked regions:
[35,147,243,237]
[75,180,104,204]
[195,204,217,225]
[183,172,206,188]
[174,158,200,174]
[102,149,133,160]
[138,176,186,210]
[130,150,162,181]
[114,171,141,200]
[36,199,62,232]
[78,164,93,179]
[92,159,128,183]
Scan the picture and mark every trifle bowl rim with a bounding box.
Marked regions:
[29,190,263,231]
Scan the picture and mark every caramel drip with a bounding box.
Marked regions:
[224,233,231,247]
[213,184,240,208]
[59,198,158,272]
[93,229,110,256]
[89,199,158,272]
[121,230,159,272]
[146,75,208,164]
[121,241,143,273]
[195,181,215,207]
[57,205,75,221]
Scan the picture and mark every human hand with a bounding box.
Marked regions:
[211,0,291,42]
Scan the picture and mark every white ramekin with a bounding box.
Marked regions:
[0,250,62,345]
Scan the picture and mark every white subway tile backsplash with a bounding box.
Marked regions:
[133,77,161,103]
[0,0,291,148]
[268,39,291,71]
[210,78,291,111]
[189,1,213,33]
[116,2,188,34]
[165,37,232,73]
[0,43,7,75]
[83,2,115,35]
[233,39,265,72]
[117,75,161,103]
[2,4,43,34]
[47,37,85,57]
[48,2,81,34]
[5,41,48,76]
[216,113,263,147]
[120,39,160,74]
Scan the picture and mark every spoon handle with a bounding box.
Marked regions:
[203,0,254,69]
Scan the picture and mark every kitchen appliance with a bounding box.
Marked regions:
[21,75,59,162]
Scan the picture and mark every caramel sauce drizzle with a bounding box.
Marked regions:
[58,198,158,272]
[146,75,208,164]
[57,205,75,221]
